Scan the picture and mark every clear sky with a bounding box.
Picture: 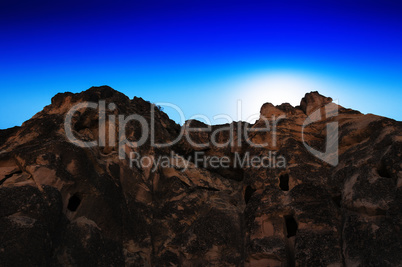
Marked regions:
[1,0,401,128]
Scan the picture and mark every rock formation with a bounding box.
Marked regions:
[0,86,401,266]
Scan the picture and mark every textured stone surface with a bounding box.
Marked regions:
[0,86,401,266]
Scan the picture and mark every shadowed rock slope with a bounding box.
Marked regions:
[0,86,401,266]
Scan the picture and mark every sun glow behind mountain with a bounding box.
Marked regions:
[228,71,328,120]
[155,71,335,125]
[201,71,337,124]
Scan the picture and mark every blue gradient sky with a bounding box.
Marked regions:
[1,0,401,128]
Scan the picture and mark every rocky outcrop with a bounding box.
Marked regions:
[0,86,401,266]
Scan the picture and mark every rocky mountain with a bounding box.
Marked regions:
[0,86,401,266]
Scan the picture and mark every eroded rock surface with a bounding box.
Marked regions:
[0,86,401,266]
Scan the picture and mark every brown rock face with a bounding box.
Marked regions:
[299,91,333,115]
[0,86,401,266]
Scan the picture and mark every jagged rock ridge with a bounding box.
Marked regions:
[0,86,401,266]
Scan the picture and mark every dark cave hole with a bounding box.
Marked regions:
[332,195,342,208]
[279,173,289,191]
[377,160,391,178]
[67,194,81,212]
[244,185,256,204]
[284,215,298,238]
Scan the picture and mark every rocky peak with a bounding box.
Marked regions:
[49,86,130,113]
[300,91,333,115]
[260,102,284,118]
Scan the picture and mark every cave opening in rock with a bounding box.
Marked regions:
[279,173,289,191]
[244,185,256,204]
[377,160,391,178]
[284,215,298,238]
[332,195,341,208]
[67,194,81,212]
